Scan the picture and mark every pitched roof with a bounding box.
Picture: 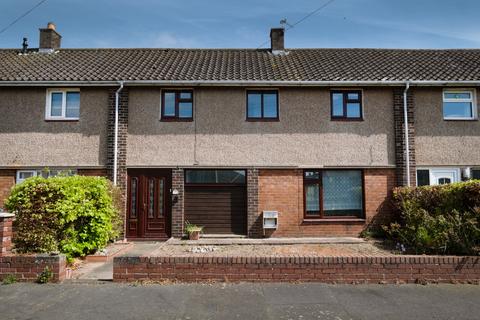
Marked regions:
[1,48,480,83]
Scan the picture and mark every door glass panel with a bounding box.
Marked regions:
[438,177,451,185]
[148,179,155,218]
[130,178,138,218]
[158,179,164,218]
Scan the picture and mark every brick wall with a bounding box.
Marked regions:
[106,88,129,236]
[113,255,480,284]
[0,170,15,209]
[257,169,395,237]
[171,169,184,238]
[77,168,108,177]
[0,254,66,283]
[393,88,416,186]
[247,168,262,237]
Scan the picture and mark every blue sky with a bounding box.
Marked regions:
[1,0,480,49]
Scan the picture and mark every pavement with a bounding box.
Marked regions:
[0,283,479,320]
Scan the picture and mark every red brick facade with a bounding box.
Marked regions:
[257,168,395,237]
[113,255,480,284]
[0,170,15,209]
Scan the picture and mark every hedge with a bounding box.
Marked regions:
[384,180,480,255]
[5,175,122,261]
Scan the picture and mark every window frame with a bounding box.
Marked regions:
[416,168,461,186]
[246,89,279,121]
[330,90,363,121]
[442,89,477,121]
[303,169,365,220]
[16,170,38,184]
[45,88,80,121]
[184,169,247,186]
[160,89,194,121]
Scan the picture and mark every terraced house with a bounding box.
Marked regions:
[1,23,479,239]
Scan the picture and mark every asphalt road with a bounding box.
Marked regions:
[0,282,479,320]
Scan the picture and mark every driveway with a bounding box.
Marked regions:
[0,283,478,320]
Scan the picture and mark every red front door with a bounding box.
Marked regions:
[127,169,171,239]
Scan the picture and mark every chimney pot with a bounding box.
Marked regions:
[39,22,61,51]
[270,28,285,52]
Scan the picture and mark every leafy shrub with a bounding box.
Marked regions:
[384,180,480,255]
[37,266,53,284]
[5,175,121,260]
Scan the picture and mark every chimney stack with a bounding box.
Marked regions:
[270,28,285,53]
[39,22,61,52]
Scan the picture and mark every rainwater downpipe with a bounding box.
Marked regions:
[113,81,124,186]
[403,81,411,187]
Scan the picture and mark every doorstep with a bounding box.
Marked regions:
[85,241,133,263]
[166,237,365,245]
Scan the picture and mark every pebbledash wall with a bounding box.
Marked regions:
[2,85,478,238]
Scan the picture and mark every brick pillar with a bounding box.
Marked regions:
[247,168,262,238]
[107,88,129,237]
[0,213,14,256]
[171,169,184,238]
[0,170,15,209]
[393,88,416,186]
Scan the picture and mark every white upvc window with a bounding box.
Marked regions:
[16,170,38,184]
[45,88,80,120]
[15,169,77,184]
[442,89,477,120]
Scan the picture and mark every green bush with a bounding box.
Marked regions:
[384,180,480,255]
[5,175,121,260]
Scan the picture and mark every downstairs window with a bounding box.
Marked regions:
[16,169,77,184]
[304,170,364,219]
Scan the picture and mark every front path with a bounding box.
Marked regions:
[0,283,478,320]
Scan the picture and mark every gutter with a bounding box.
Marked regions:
[113,81,124,186]
[0,80,479,87]
[403,81,411,187]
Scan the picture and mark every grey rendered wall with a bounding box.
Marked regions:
[127,87,395,167]
[415,88,480,166]
[0,87,108,167]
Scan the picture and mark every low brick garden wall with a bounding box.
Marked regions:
[113,255,480,284]
[0,254,66,283]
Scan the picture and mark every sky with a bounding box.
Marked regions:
[1,0,480,49]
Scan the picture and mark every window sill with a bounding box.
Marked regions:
[302,218,366,224]
[246,118,279,122]
[443,118,478,121]
[45,119,79,122]
[331,117,364,122]
[160,118,193,122]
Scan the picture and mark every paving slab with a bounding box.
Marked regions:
[166,237,365,245]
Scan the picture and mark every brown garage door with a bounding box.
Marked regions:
[184,170,247,235]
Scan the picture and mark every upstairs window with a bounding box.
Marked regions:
[247,90,278,120]
[331,90,362,120]
[161,90,193,121]
[443,90,476,120]
[46,89,80,120]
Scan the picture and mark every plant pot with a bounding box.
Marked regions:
[189,230,201,240]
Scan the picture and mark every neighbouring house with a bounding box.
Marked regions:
[0,23,479,239]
